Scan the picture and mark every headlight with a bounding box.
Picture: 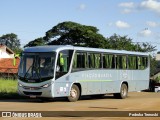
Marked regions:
[41,82,53,88]
[42,84,49,88]
[18,83,23,87]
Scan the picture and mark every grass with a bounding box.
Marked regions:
[0,78,22,99]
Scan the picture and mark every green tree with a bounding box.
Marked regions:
[24,21,156,53]
[106,34,136,50]
[150,56,158,76]
[24,37,45,47]
[135,42,156,52]
[0,33,22,53]
[107,34,156,52]
[44,21,107,48]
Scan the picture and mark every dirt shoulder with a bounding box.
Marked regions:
[0,92,160,120]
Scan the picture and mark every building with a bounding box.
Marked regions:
[0,45,20,79]
[156,51,160,68]
[0,45,14,59]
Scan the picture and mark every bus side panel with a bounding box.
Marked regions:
[69,71,102,95]
[69,70,114,95]
[118,70,142,92]
[53,75,72,97]
[101,70,117,93]
[132,68,150,91]
[53,68,149,97]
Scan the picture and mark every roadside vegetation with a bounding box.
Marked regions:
[0,78,21,99]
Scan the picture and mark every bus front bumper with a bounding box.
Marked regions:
[18,81,54,98]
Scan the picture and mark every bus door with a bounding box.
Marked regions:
[54,50,73,97]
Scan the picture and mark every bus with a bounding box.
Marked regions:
[18,45,150,102]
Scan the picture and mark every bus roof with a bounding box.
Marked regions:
[24,45,74,53]
[24,45,149,56]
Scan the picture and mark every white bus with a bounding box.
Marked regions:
[18,45,150,102]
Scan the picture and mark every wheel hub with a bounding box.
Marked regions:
[70,89,77,98]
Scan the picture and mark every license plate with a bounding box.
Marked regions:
[30,96,36,98]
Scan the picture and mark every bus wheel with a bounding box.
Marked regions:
[114,83,128,99]
[67,84,80,102]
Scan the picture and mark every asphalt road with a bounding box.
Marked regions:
[0,92,160,120]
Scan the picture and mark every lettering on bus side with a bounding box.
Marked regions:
[82,73,112,79]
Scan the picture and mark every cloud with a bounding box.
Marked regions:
[119,0,160,15]
[140,0,160,13]
[138,28,152,37]
[121,8,133,14]
[119,2,136,14]
[119,2,135,8]
[78,4,86,10]
[115,20,130,29]
[146,21,159,27]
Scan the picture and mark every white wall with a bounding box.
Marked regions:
[0,49,14,58]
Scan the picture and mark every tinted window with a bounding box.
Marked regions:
[138,56,148,69]
[128,56,138,69]
[73,52,87,69]
[56,50,73,79]
[116,55,127,69]
[103,54,115,69]
[88,53,101,68]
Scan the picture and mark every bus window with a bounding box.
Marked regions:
[138,56,148,70]
[128,56,137,69]
[26,58,34,73]
[73,52,87,69]
[56,50,73,79]
[95,53,101,68]
[116,55,127,69]
[88,53,101,68]
[143,57,148,68]
[103,54,115,69]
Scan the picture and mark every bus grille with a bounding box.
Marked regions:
[23,86,41,90]
[23,91,42,96]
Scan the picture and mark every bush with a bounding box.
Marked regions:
[155,76,160,83]
[0,78,21,99]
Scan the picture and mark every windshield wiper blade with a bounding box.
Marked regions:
[24,65,32,80]
[33,66,41,81]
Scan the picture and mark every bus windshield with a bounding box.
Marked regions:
[18,52,56,82]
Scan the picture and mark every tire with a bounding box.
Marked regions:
[67,84,80,102]
[114,83,128,99]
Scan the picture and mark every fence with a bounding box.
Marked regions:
[0,67,18,79]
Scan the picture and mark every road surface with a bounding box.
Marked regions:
[0,92,160,120]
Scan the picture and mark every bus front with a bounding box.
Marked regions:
[18,51,56,98]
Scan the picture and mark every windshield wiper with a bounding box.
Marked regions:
[24,65,33,80]
[33,66,41,81]
[23,65,42,81]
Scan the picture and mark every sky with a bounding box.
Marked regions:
[0,0,160,52]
